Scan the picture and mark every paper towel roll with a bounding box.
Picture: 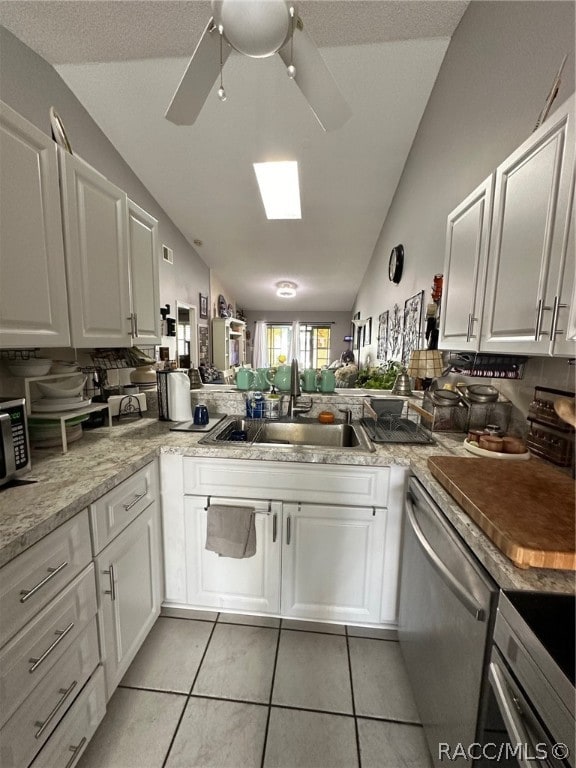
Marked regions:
[167,371,193,421]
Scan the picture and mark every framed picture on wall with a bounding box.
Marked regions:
[377,312,389,361]
[199,293,208,319]
[362,317,372,346]
[402,290,425,366]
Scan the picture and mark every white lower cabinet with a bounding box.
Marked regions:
[30,665,106,768]
[184,496,281,614]
[281,503,386,624]
[162,456,405,626]
[94,498,162,699]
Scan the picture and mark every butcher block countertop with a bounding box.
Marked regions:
[428,456,575,570]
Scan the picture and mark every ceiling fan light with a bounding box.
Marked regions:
[217,86,227,102]
[212,0,293,58]
[276,281,297,298]
[287,64,296,79]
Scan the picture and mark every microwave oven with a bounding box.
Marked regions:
[0,397,31,487]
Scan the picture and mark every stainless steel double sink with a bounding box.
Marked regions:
[198,416,376,452]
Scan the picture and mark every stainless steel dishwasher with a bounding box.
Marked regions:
[399,476,498,768]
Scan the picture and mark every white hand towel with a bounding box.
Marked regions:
[205,504,256,559]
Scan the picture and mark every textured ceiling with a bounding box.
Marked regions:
[0,1,469,311]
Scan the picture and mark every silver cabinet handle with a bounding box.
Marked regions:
[20,561,68,603]
[534,298,551,340]
[406,496,485,621]
[488,662,537,768]
[550,295,567,340]
[123,491,147,511]
[272,513,277,543]
[64,736,87,768]
[466,313,473,342]
[133,312,139,338]
[103,565,116,601]
[286,515,291,546]
[34,679,77,739]
[127,314,135,337]
[29,622,75,673]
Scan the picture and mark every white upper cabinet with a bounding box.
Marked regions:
[127,200,161,344]
[60,150,132,348]
[0,102,70,348]
[481,95,575,355]
[439,176,494,352]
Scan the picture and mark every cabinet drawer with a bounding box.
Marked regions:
[29,666,106,768]
[183,458,390,507]
[0,564,97,727]
[90,461,158,554]
[0,511,92,648]
[0,618,99,768]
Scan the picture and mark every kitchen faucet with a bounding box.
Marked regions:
[286,359,312,420]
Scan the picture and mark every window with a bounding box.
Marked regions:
[299,325,331,369]
[265,324,331,368]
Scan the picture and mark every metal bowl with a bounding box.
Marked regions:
[465,384,499,403]
[430,389,462,407]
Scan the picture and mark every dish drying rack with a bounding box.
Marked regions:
[360,400,435,445]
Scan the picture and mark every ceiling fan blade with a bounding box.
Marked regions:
[278,21,351,132]
[165,18,230,126]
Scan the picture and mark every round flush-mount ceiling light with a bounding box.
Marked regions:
[276,280,297,298]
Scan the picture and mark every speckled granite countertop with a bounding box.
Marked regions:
[0,410,573,595]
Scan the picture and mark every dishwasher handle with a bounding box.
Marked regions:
[406,494,485,622]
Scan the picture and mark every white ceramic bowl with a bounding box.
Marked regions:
[50,361,80,374]
[36,374,87,399]
[7,359,53,377]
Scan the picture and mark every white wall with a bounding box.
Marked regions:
[353,1,575,413]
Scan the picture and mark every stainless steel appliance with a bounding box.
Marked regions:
[0,397,31,486]
[399,477,498,767]
[478,591,575,767]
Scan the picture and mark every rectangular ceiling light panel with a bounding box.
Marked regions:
[253,161,301,220]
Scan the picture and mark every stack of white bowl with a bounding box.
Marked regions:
[32,374,89,413]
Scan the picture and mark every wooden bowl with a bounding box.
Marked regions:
[318,411,335,424]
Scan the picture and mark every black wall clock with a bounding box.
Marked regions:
[389,244,404,284]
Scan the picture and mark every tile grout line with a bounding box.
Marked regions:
[259,619,283,768]
[160,614,220,768]
[345,625,362,768]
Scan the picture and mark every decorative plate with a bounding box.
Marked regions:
[49,107,73,153]
[463,438,530,461]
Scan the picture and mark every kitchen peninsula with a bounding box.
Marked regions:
[1,410,573,594]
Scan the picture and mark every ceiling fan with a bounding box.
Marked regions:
[165,0,351,131]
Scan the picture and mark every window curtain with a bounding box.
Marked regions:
[288,321,300,363]
[252,321,268,368]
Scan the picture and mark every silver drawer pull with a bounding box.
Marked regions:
[103,565,116,601]
[123,491,147,511]
[64,736,87,768]
[34,679,77,739]
[29,622,75,673]
[20,561,69,603]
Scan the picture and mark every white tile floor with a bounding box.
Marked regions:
[77,610,432,768]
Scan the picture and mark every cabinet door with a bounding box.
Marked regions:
[183,496,281,614]
[127,200,161,344]
[550,175,576,356]
[439,176,494,351]
[281,503,386,625]
[0,102,70,348]
[60,151,132,348]
[95,503,161,699]
[482,96,575,354]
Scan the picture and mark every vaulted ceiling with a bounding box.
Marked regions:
[0,1,469,311]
